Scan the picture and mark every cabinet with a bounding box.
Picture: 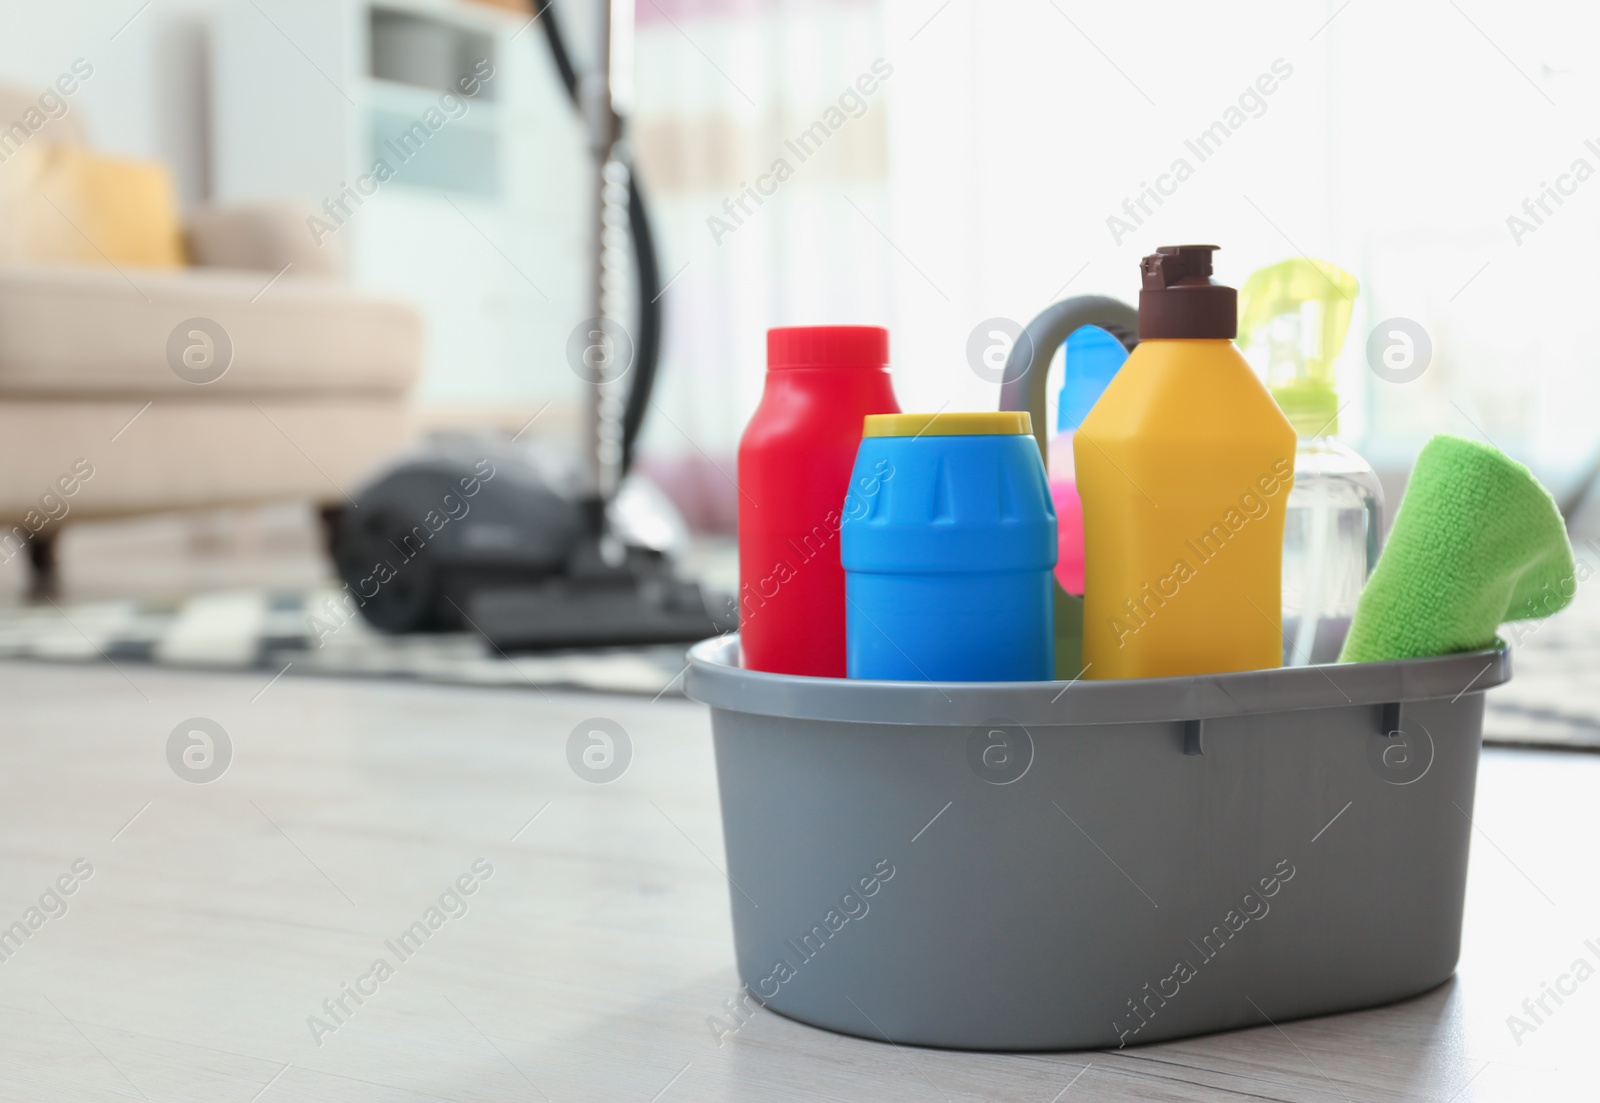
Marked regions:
[212,0,589,413]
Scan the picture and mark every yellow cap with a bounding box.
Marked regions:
[863,411,1032,438]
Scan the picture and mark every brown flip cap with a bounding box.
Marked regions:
[1137,244,1237,340]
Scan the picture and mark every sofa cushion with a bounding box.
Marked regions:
[0,265,422,396]
[0,79,88,153]
[0,145,185,268]
[185,203,348,278]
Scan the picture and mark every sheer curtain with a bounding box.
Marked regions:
[631,0,1600,529]
[631,0,1342,531]
[632,0,892,531]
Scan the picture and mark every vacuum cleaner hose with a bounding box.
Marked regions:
[534,0,662,477]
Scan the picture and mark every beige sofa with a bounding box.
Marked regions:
[0,84,422,592]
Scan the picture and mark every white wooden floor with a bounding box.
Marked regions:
[1,659,1596,1102]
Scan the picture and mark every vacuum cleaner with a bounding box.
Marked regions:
[331,0,735,648]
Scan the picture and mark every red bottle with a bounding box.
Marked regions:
[738,326,900,675]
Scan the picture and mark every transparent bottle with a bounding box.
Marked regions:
[1282,436,1383,665]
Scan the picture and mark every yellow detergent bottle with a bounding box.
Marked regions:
[1076,245,1297,679]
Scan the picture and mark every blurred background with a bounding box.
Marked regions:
[0,0,1593,731]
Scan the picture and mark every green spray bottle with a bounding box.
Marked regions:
[1238,258,1384,666]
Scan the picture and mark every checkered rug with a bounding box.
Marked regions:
[0,586,695,698]
[2,583,1596,746]
[1479,579,1600,750]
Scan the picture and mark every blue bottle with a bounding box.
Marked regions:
[841,412,1056,681]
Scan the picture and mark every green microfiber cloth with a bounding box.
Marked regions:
[1340,434,1576,663]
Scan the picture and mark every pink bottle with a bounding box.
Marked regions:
[1048,326,1127,594]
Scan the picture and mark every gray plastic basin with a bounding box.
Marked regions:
[685,635,1510,1050]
